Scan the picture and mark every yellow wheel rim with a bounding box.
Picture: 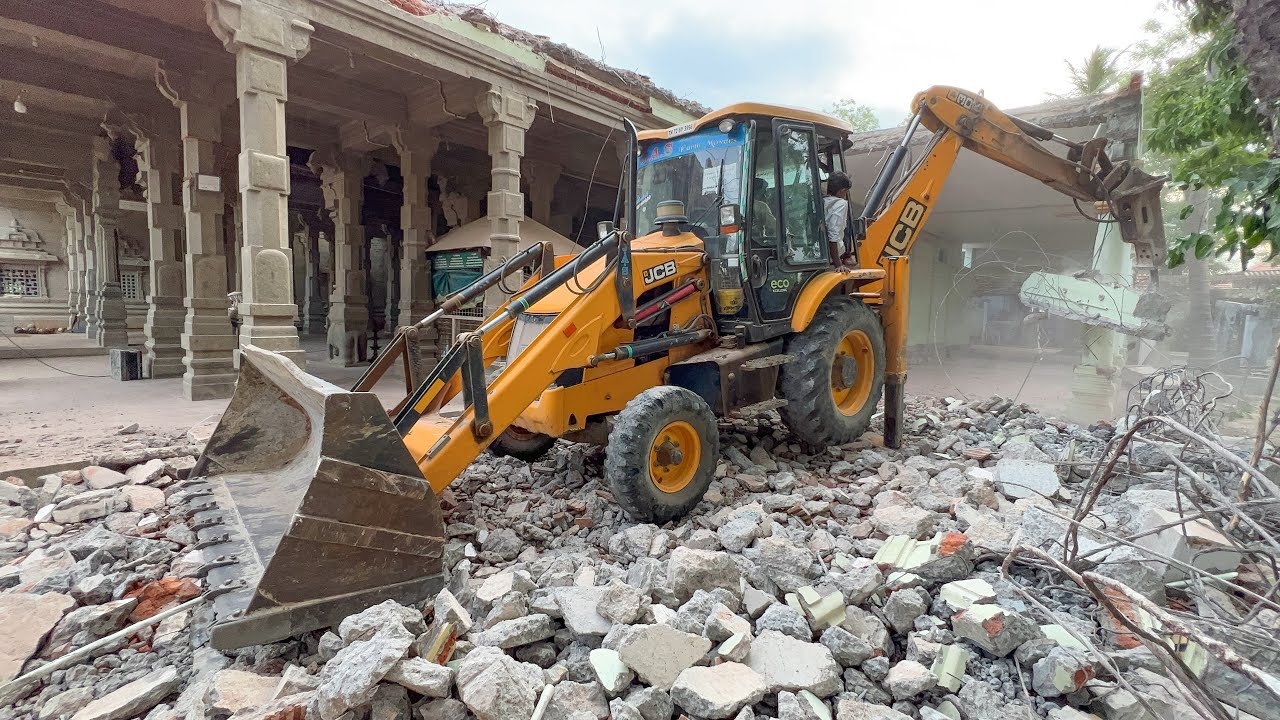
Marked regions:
[831,330,875,416]
[649,420,701,494]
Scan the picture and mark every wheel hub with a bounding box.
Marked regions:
[833,355,858,390]
[649,420,701,494]
[654,437,684,468]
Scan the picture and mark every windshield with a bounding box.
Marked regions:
[636,124,747,237]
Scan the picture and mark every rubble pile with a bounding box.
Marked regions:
[0,393,1277,720]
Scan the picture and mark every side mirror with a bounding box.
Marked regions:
[596,220,616,241]
[718,204,742,235]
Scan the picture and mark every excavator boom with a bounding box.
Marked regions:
[854,85,1166,446]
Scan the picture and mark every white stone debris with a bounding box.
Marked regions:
[0,391,1265,720]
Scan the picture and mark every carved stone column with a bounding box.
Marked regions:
[92,136,129,348]
[524,159,561,227]
[135,135,187,377]
[208,0,313,368]
[476,87,536,311]
[304,224,329,335]
[75,194,94,333]
[55,198,82,331]
[162,71,238,400]
[393,127,440,332]
[309,147,368,366]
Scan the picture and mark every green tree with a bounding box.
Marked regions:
[1064,45,1127,96]
[826,99,879,132]
[1145,9,1277,268]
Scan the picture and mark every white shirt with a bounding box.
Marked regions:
[823,195,849,246]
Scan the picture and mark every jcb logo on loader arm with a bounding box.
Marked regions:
[882,198,927,257]
[642,260,678,286]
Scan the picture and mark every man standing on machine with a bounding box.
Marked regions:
[824,171,856,268]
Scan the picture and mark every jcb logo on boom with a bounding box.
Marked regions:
[642,260,678,286]
[883,198,927,257]
[946,89,984,114]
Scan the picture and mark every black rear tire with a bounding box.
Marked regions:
[605,386,718,524]
[779,296,885,446]
[489,426,557,462]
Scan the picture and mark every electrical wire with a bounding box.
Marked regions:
[0,330,109,378]
[572,125,617,245]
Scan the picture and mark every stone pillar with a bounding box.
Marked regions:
[208,0,313,368]
[476,87,537,311]
[135,136,187,377]
[303,225,329,335]
[1067,214,1132,421]
[55,198,82,331]
[91,136,129,348]
[77,197,96,334]
[393,128,440,330]
[525,160,561,227]
[175,97,238,400]
[308,148,369,366]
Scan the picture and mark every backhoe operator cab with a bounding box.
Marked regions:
[634,106,857,343]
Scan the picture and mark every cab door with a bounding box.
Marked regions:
[745,120,828,330]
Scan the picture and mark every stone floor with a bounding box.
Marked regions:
[0,338,1089,473]
[0,335,409,473]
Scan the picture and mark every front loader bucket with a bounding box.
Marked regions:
[184,345,445,650]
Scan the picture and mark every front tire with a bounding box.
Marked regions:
[779,296,886,446]
[606,386,718,524]
[489,426,557,462]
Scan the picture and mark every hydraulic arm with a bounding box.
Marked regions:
[853,86,1166,446]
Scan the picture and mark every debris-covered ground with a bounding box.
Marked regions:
[1,384,1278,720]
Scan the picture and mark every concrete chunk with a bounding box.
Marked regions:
[618,623,711,690]
[589,648,634,697]
[1031,647,1094,697]
[81,466,130,490]
[670,663,768,719]
[70,667,179,720]
[474,614,556,649]
[745,630,841,697]
[929,645,967,692]
[667,547,742,600]
[951,604,1039,658]
[384,657,453,697]
[938,578,996,611]
[884,660,936,700]
[0,592,74,682]
[992,459,1060,500]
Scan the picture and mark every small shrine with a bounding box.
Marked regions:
[0,219,59,298]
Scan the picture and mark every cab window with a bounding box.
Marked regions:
[776,124,825,265]
[750,131,779,247]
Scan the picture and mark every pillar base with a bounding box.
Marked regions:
[183,373,238,401]
[84,297,101,337]
[95,284,129,348]
[238,326,306,368]
[327,324,369,366]
[327,300,369,366]
[144,295,186,378]
[1067,364,1120,423]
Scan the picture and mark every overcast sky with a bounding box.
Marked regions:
[466,0,1176,127]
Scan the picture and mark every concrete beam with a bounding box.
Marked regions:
[0,54,165,110]
[299,6,670,132]
[0,183,65,204]
[0,0,226,70]
[0,176,66,194]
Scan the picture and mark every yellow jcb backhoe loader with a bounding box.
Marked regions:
[184,86,1166,649]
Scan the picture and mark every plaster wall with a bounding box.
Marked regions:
[905,232,974,353]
